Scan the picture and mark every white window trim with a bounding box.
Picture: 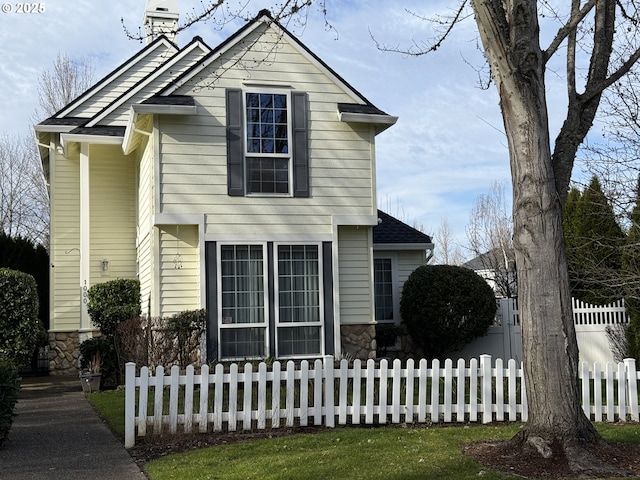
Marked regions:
[217,242,270,360]
[274,242,325,359]
[243,88,294,197]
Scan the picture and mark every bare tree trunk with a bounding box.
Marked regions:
[470,0,622,473]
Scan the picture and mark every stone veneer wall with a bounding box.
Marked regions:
[340,324,377,360]
[48,331,81,375]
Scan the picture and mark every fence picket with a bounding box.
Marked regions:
[443,359,452,422]
[324,357,335,428]
[507,359,517,421]
[124,356,640,446]
[213,363,223,431]
[625,359,639,421]
[138,366,149,437]
[594,363,602,422]
[299,361,309,427]
[618,362,626,421]
[286,361,295,428]
[312,359,322,426]
[379,359,388,424]
[495,358,504,422]
[338,360,348,425]
[581,362,590,418]
[257,362,267,429]
[153,365,164,435]
[606,362,614,422]
[199,364,209,433]
[352,360,362,425]
[480,355,492,424]
[365,359,375,424]
[456,358,465,422]
[243,363,253,430]
[430,359,440,423]
[417,359,427,423]
[405,359,415,423]
[184,365,194,433]
[469,358,478,422]
[272,361,281,428]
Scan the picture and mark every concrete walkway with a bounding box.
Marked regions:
[0,375,146,480]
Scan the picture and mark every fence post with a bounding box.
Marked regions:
[124,362,136,448]
[624,358,639,421]
[480,354,492,424]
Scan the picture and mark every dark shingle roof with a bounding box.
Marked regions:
[141,95,195,106]
[39,117,86,126]
[373,210,432,245]
[69,125,126,137]
[337,103,389,116]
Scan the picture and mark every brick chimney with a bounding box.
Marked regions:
[144,0,179,44]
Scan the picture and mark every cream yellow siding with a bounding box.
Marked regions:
[88,145,137,284]
[137,137,155,314]
[67,45,176,118]
[158,225,200,317]
[49,143,81,332]
[156,26,375,235]
[338,226,374,325]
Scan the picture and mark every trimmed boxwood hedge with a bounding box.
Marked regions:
[400,264,497,359]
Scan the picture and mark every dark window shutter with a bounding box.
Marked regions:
[226,89,244,196]
[292,92,309,198]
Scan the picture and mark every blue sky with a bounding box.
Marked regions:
[1,0,575,259]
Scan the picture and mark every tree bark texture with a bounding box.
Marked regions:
[471,0,599,453]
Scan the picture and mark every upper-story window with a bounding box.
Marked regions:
[226,88,309,198]
[245,92,291,195]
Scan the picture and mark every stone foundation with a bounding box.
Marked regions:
[48,331,81,375]
[340,324,377,360]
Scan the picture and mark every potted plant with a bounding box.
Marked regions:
[79,338,104,393]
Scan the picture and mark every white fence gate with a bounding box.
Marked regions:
[454,298,629,365]
[124,355,640,447]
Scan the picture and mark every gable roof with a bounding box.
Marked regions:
[51,36,179,120]
[374,210,433,249]
[158,10,396,131]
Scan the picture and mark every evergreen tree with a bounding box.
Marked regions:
[624,176,640,361]
[564,176,625,305]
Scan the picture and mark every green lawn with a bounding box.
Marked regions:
[87,390,640,480]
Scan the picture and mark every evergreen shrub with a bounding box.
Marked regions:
[400,264,496,359]
[0,268,40,367]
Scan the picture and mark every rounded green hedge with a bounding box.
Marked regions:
[400,264,497,359]
[0,268,40,367]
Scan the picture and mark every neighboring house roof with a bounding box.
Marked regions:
[373,210,433,250]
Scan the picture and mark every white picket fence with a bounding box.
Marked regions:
[124,355,640,447]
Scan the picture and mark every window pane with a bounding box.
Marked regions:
[278,245,320,324]
[374,258,394,322]
[245,92,289,156]
[247,158,289,194]
[221,328,265,358]
[277,326,321,356]
[221,245,265,324]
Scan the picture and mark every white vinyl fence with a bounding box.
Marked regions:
[454,298,630,364]
[124,355,640,448]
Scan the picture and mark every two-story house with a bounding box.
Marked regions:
[36,1,433,374]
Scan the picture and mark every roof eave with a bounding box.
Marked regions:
[338,112,398,134]
[374,243,434,251]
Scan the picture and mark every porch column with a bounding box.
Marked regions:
[79,143,91,333]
